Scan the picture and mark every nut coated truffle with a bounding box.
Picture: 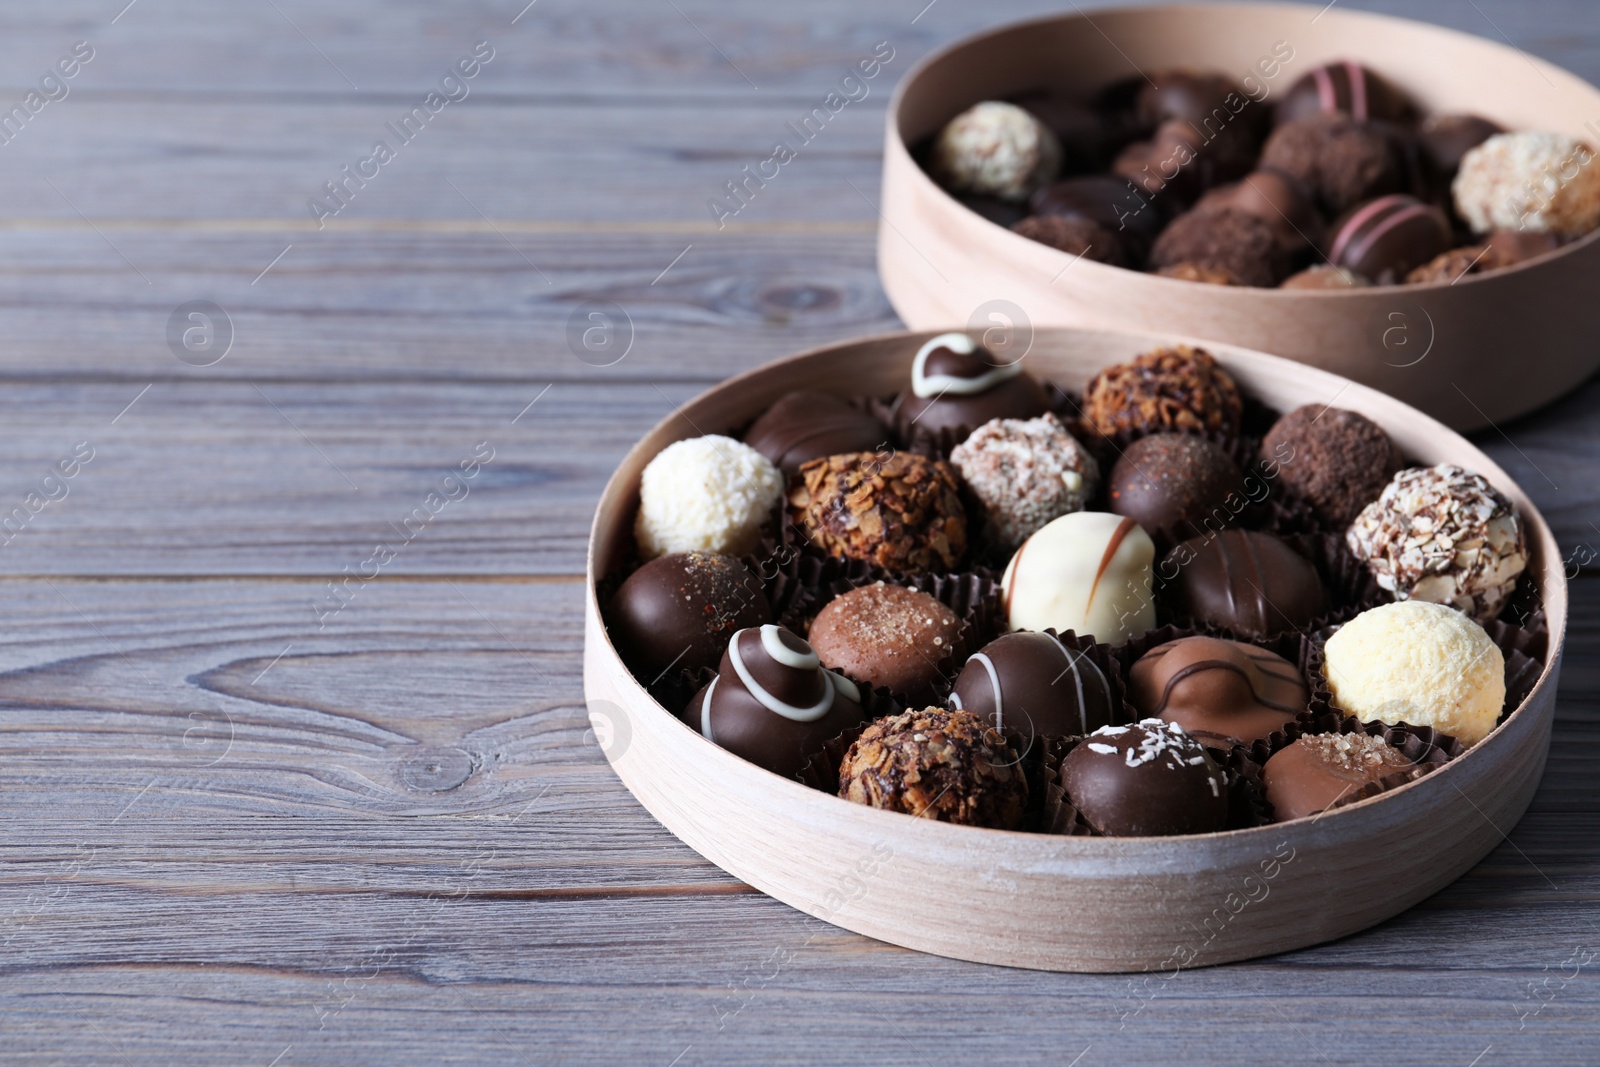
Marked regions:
[1150,204,1292,287]
[1261,404,1402,527]
[1322,600,1505,745]
[1453,132,1600,236]
[1108,432,1247,541]
[808,581,965,704]
[1346,464,1528,621]
[931,101,1063,202]
[609,551,771,676]
[838,707,1028,829]
[1261,113,1401,216]
[1003,512,1157,644]
[950,413,1100,551]
[1061,719,1230,836]
[635,435,783,559]
[1263,731,1415,822]
[1082,346,1244,438]
[789,451,967,574]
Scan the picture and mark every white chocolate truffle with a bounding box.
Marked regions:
[1322,600,1504,746]
[1346,463,1527,622]
[931,101,1063,202]
[634,435,782,559]
[950,413,1100,551]
[1453,131,1600,236]
[1001,511,1156,644]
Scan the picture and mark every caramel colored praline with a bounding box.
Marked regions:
[1081,346,1243,439]
[838,707,1028,829]
[789,451,967,574]
[1129,635,1309,746]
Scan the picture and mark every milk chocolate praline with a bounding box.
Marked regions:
[743,391,889,475]
[838,707,1027,829]
[1061,719,1229,836]
[1162,530,1328,639]
[1129,636,1309,746]
[1108,433,1247,541]
[950,631,1118,738]
[610,551,771,676]
[1263,731,1415,822]
[893,333,1049,441]
[808,581,964,705]
[685,625,866,779]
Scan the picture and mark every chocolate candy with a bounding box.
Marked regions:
[1108,433,1247,541]
[1261,113,1403,216]
[1031,175,1166,261]
[1003,512,1156,644]
[930,101,1063,202]
[1419,114,1502,180]
[808,581,964,704]
[1082,345,1243,439]
[743,391,889,475]
[1150,204,1292,287]
[1197,167,1325,254]
[1276,61,1415,126]
[1263,731,1416,822]
[838,707,1028,829]
[1280,264,1371,289]
[789,450,967,574]
[1113,118,1256,205]
[893,332,1049,441]
[1010,214,1129,266]
[1328,194,1453,283]
[949,631,1118,738]
[1162,530,1329,639]
[685,625,866,778]
[1128,636,1309,746]
[1261,404,1401,527]
[609,551,771,677]
[1061,719,1230,836]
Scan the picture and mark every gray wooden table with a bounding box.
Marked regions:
[0,1,1595,1063]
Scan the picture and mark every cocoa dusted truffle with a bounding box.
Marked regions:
[1082,345,1243,438]
[789,450,967,574]
[838,707,1028,829]
[1061,719,1230,836]
[1198,167,1325,254]
[1280,264,1371,290]
[1346,464,1528,621]
[931,101,1063,202]
[1328,194,1453,283]
[949,412,1100,551]
[949,631,1118,738]
[1263,731,1415,822]
[686,625,867,779]
[808,581,965,704]
[893,332,1050,441]
[1453,131,1600,236]
[1108,432,1247,541]
[1261,113,1402,216]
[1261,404,1402,527]
[1150,204,1291,287]
[1129,636,1309,746]
[609,551,771,677]
[1162,530,1329,639]
[1276,61,1416,126]
[743,391,889,475]
[1010,214,1128,266]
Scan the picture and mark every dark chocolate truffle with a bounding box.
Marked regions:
[838,707,1028,829]
[1261,404,1402,527]
[1009,214,1128,266]
[610,551,771,677]
[789,450,967,574]
[1136,70,1256,133]
[1082,345,1243,439]
[808,581,964,704]
[1162,530,1329,639]
[1419,114,1502,179]
[743,391,890,475]
[1151,204,1291,288]
[1261,113,1402,216]
[949,631,1118,738]
[1128,636,1309,746]
[1276,61,1415,126]
[1328,194,1453,283]
[1113,118,1256,204]
[1061,719,1229,836]
[1263,731,1415,822]
[1032,175,1166,260]
[1011,91,1115,172]
[1109,433,1248,541]
[1198,167,1325,254]
[686,625,866,779]
[893,332,1050,441]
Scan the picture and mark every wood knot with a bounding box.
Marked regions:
[397,747,474,792]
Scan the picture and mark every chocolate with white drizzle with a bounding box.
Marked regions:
[893,332,1049,440]
[1060,718,1229,836]
[950,631,1118,739]
[684,624,866,778]
[1129,635,1309,746]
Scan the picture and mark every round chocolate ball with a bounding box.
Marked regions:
[609,551,772,677]
[1113,118,1256,205]
[1328,194,1454,283]
[1276,62,1415,126]
[743,391,890,475]
[1263,731,1416,822]
[893,332,1050,441]
[1136,70,1255,132]
[949,631,1118,738]
[1108,433,1248,541]
[685,625,866,779]
[1198,167,1325,254]
[949,412,1100,552]
[1419,114,1502,181]
[808,581,965,705]
[1003,512,1157,645]
[1162,530,1329,639]
[1082,345,1244,439]
[1129,635,1310,746]
[1061,719,1230,836]
[1150,204,1292,288]
[1011,91,1116,173]
[1032,175,1167,261]
[788,450,967,574]
[930,100,1063,202]
[838,707,1028,829]
[1261,113,1402,216]
[1010,214,1129,266]
[1262,404,1402,527]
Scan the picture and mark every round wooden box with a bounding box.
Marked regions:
[878,1,1600,432]
[583,328,1566,972]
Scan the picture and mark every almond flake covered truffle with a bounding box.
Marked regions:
[1453,131,1600,236]
[789,451,967,574]
[838,707,1027,828]
[950,413,1100,551]
[1346,464,1527,621]
[1081,345,1243,439]
[931,101,1063,202]
[635,435,783,559]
